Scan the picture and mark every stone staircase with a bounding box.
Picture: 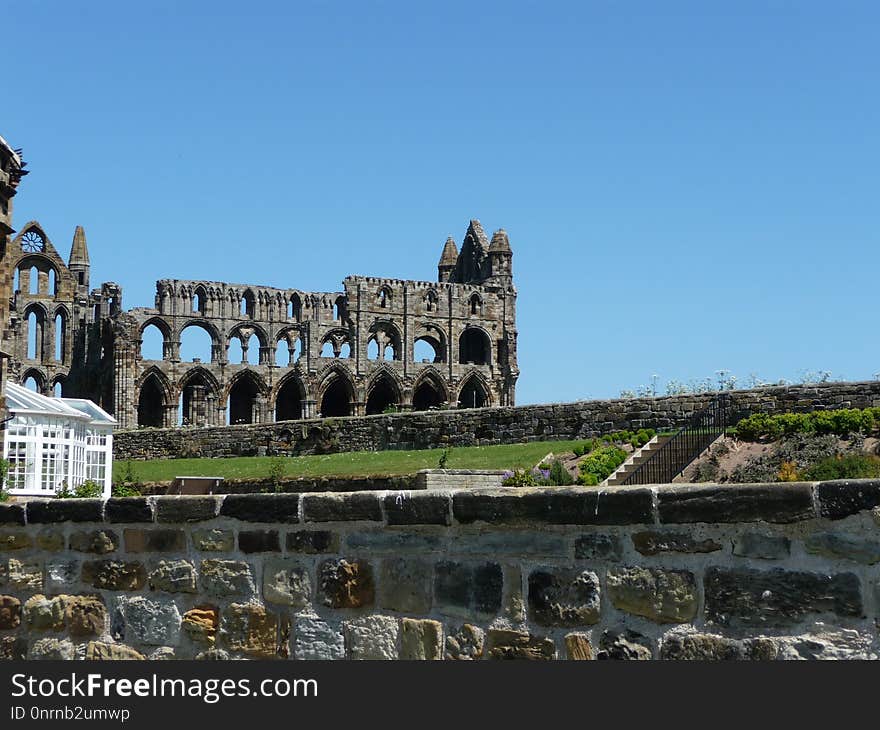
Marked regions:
[603,434,674,487]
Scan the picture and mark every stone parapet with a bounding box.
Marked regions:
[2,479,880,660]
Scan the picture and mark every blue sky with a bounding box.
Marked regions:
[5,1,879,404]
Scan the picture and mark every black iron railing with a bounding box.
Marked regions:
[621,393,732,486]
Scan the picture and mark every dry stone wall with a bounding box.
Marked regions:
[3,479,880,660]
[114,380,880,461]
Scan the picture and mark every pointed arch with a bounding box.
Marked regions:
[318,364,356,418]
[458,371,492,409]
[226,369,268,425]
[137,367,173,427]
[177,366,220,427]
[274,372,306,422]
[365,368,403,415]
[21,368,47,394]
[412,368,450,412]
[468,292,484,316]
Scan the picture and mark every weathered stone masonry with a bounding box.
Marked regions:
[4,217,518,431]
[115,379,880,460]
[3,479,880,660]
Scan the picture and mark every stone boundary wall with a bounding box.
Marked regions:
[114,380,880,461]
[3,479,880,660]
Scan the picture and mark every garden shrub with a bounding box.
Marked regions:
[802,454,880,481]
[57,480,103,499]
[735,407,880,441]
[577,446,627,486]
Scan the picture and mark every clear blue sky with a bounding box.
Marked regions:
[5,1,879,404]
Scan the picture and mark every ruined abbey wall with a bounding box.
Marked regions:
[3,218,518,432]
[2,479,880,660]
[114,379,880,461]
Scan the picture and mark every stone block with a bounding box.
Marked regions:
[383,493,451,525]
[660,633,743,660]
[346,615,399,660]
[263,558,311,607]
[816,479,880,520]
[22,595,64,631]
[182,606,219,644]
[220,494,300,523]
[318,558,374,609]
[0,503,25,526]
[302,493,382,523]
[704,567,863,627]
[0,558,43,591]
[804,533,880,564]
[118,596,181,646]
[596,629,653,660]
[105,498,153,523]
[434,561,502,617]
[632,531,722,556]
[286,530,338,554]
[564,633,593,660]
[223,603,278,658]
[528,567,600,627]
[124,528,187,553]
[155,496,220,523]
[66,596,107,637]
[657,483,814,524]
[86,642,145,660]
[36,530,65,551]
[400,618,443,660]
[445,624,485,660]
[192,529,234,552]
[200,560,255,597]
[0,595,21,629]
[293,614,345,660]
[0,530,32,551]
[82,560,146,591]
[574,534,623,560]
[69,529,119,554]
[27,499,103,524]
[732,533,790,560]
[239,530,281,554]
[485,629,555,660]
[379,558,432,614]
[149,560,197,593]
[607,567,698,623]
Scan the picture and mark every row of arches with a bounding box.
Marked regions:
[23,305,68,363]
[160,286,343,324]
[21,370,65,397]
[139,319,492,367]
[134,367,491,428]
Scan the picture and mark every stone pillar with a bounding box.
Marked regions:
[165,340,180,362]
[302,399,317,419]
[259,346,273,366]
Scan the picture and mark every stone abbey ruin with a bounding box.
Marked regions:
[3,211,518,431]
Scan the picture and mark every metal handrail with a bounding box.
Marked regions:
[621,393,731,486]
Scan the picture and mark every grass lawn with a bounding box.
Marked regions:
[113,439,586,483]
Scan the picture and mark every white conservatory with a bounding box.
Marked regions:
[3,382,116,498]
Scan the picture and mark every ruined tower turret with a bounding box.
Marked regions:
[487,228,513,287]
[68,225,90,291]
[438,236,458,282]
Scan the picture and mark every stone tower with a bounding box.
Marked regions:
[0,135,27,425]
[68,225,90,292]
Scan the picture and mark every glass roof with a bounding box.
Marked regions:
[5,382,117,426]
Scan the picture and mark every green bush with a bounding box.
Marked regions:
[577,446,627,486]
[57,480,103,499]
[735,407,880,441]
[803,454,880,481]
[548,459,574,486]
[502,469,541,487]
[111,482,141,498]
